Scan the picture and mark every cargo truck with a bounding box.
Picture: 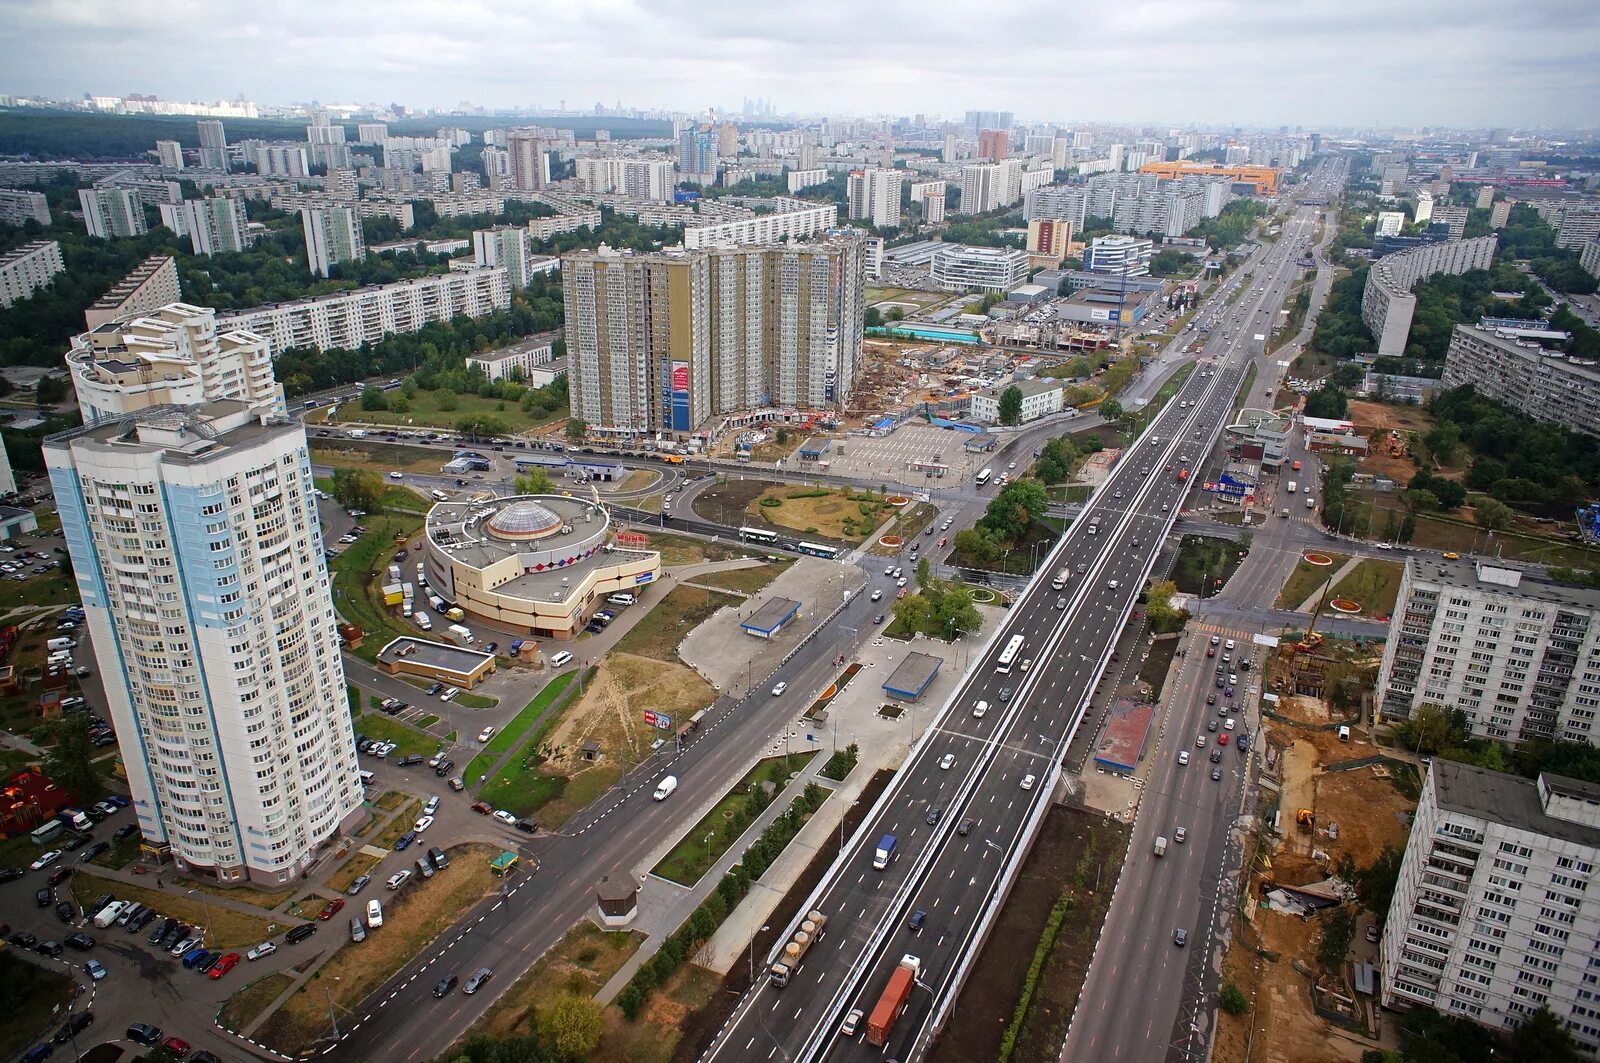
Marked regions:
[1154,836,1168,856]
[866,955,922,1047]
[872,833,897,871]
[1051,569,1069,591]
[768,910,827,986]
[1286,481,1297,494]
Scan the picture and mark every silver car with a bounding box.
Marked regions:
[463,966,493,994]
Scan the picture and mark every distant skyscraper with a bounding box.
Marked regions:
[45,400,363,887]
[197,120,228,170]
[155,140,185,169]
[178,197,252,256]
[717,121,739,157]
[506,131,550,191]
[301,207,366,278]
[979,129,1009,161]
[943,133,958,164]
[847,168,904,228]
[473,225,531,290]
[677,128,719,185]
[78,188,147,239]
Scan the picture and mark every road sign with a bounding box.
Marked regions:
[654,713,672,731]
[643,710,659,727]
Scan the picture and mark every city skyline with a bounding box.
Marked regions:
[4,0,1598,128]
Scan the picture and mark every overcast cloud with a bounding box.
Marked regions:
[3,0,1597,128]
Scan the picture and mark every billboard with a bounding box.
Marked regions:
[669,360,691,432]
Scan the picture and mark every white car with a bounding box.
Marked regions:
[30,849,62,870]
[870,589,883,602]
[493,809,517,827]
[896,577,908,588]
[1225,717,1236,731]
[1020,774,1036,790]
[939,753,955,770]
[1375,542,1393,550]
[477,726,496,743]
[440,687,461,702]
[388,471,403,480]
[423,796,440,816]
[247,941,277,961]
[413,815,435,833]
[771,682,787,697]
[385,869,412,890]
[1178,750,1190,765]
[839,1008,863,1038]
[367,899,384,927]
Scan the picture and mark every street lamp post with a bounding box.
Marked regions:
[187,889,214,948]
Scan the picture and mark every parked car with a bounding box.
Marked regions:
[386,869,412,890]
[463,967,493,994]
[345,875,371,897]
[208,952,240,979]
[366,899,384,928]
[318,898,345,920]
[125,1023,163,1046]
[285,923,317,944]
[247,941,277,961]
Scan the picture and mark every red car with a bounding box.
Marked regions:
[937,536,947,547]
[1218,734,1229,745]
[208,952,241,980]
[160,1035,192,1058]
[471,801,492,815]
[318,897,345,920]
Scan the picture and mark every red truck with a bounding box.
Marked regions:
[866,954,922,1047]
[1176,467,1190,482]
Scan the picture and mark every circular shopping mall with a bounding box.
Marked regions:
[421,494,660,638]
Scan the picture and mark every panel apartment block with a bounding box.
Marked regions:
[44,402,364,885]
[0,240,64,309]
[1375,556,1600,745]
[1442,324,1600,438]
[1362,236,1498,357]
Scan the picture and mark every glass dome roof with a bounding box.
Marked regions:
[487,499,562,540]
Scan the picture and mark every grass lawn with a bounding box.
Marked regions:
[326,850,384,895]
[322,388,565,433]
[69,872,283,948]
[651,752,818,886]
[310,440,449,475]
[453,690,497,709]
[613,585,737,662]
[1329,558,1405,617]
[0,952,76,1059]
[596,962,722,1063]
[1274,552,1349,610]
[1128,362,1196,432]
[1232,362,1259,418]
[1170,535,1249,597]
[219,971,295,1032]
[643,532,756,567]
[688,562,783,596]
[328,512,428,662]
[354,715,440,759]
[255,844,502,1056]
[415,713,440,729]
[373,799,424,850]
[1362,493,1600,568]
[464,672,577,783]
[179,876,298,911]
[750,485,897,542]
[463,921,646,1041]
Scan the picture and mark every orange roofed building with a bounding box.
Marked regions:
[1137,162,1281,195]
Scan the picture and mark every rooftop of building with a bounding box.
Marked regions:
[934,243,1027,261]
[0,240,59,265]
[742,597,801,633]
[980,377,1061,400]
[86,254,176,309]
[1404,554,1600,611]
[221,267,504,314]
[467,334,560,363]
[375,636,494,674]
[43,399,293,461]
[1430,759,1600,848]
[882,651,943,698]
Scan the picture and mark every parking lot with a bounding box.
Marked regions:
[820,423,993,485]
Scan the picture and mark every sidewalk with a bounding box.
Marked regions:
[594,749,836,1003]
[1291,554,1360,613]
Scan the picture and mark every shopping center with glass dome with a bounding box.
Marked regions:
[420,494,660,638]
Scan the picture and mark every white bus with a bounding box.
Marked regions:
[975,468,993,487]
[995,634,1025,674]
[796,542,839,559]
[738,526,779,544]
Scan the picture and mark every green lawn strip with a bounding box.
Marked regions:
[651,752,818,886]
[354,714,440,759]
[463,672,576,783]
[328,512,427,662]
[0,953,76,1059]
[452,691,497,709]
[1273,553,1349,610]
[1329,558,1404,616]
[472,672,592,814]
[613,585,739,662]
[415,714,439,729]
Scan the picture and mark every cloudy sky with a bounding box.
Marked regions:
[4,0,1597,128]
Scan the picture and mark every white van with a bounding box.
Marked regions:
[606,592,636,607]
[653,775,678,801]
[549,650,574,668]
[94,901,128,928]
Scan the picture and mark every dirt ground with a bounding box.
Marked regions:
[929,804,1129,1063]
[691,477,778,527]
[1347,400,1434,433]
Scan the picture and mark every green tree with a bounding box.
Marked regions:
[1098,398,1123,422]
[514,468,556,495]
[1317,907,1355,971]
[863,306,882,328]
[1506,1006,1581,1063]
[1349,845,1403,916]
[36,375,69,405]
[534,993,604,1061]
[564,419,587,441]
[360,385,388,411]
[1472,496,1512,532]
[42,713,103,801]
[997,385,1024,426]
[915,556,931,588]
[1425,420,1462,464]
[328,467,386,514]
[435,391,458,412]
[1144,579,1187,633]
[1398,703,1453,756]
[1303,382,1348,419]
[1219,981,1249,1016]
[979,480,1048,544]
[456,415,509,439]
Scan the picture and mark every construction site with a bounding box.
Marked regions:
[1213,616,1420,1063]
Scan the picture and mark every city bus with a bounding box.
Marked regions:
[995,634,1025,674]
[738,527,780,544]
[975,468,993,487]
[796,542,839,559]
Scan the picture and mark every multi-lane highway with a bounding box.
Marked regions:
[700,161,1345,1063]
